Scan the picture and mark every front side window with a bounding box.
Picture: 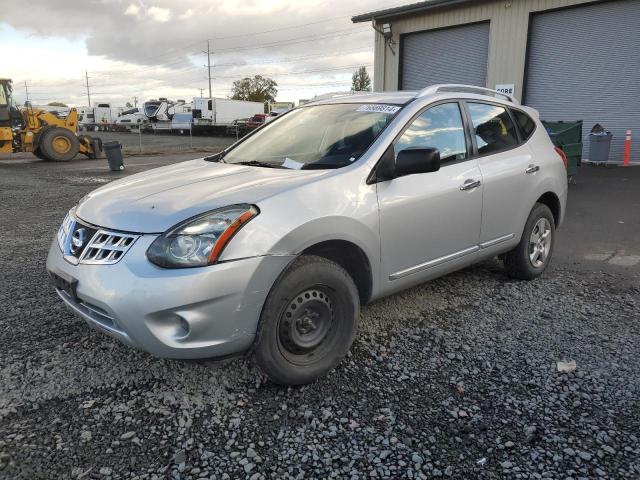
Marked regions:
[468,103,518,155]
[222,103,398,170]
[394,102,467,164]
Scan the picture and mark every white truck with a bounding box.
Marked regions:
[191,97,263,134]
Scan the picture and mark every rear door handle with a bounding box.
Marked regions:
[459,179,481,191]
[525,165,540,174]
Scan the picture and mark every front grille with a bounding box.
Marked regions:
[58,214,139,265]
[78,229,139,265]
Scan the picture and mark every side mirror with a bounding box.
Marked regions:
[395,147,441,177]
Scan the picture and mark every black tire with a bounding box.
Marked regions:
[254,255,360,385]
[33,148,47,160]
[38,127,80,162]
[503,203,556,280]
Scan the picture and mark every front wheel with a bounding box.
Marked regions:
[503,203,555,280]
[254,255,360,385]
[39,127,80,162]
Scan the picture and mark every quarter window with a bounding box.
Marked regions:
[394,103,467,164]
[512,109,536,141]
[467,103,518,155]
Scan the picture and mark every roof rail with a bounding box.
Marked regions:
[417,84,518,104]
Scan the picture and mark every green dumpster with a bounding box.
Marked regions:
[542,120,583,182]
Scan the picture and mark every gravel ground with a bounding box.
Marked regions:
[1,158,639,479]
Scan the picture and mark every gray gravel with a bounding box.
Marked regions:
[1,157,639,479]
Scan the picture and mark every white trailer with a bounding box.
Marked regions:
[78,104,123,131]
[192,98,263,133]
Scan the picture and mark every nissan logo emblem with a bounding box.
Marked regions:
[70,228,87,254]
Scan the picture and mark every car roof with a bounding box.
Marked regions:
[307,91,418,106]
[305,84,519,108]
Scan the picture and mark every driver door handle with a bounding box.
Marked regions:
[460,179,481,191]
[526,164,540,174]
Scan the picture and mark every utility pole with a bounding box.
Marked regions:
[198,88,205,98]
[24,81,30,103]
[133,96,138,108]
[85,69,91,107]
[206,40,213,99]
[203,40,216,123]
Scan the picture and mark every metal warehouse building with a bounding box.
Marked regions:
[353,0,640,160]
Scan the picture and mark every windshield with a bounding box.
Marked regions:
[144,102,160,116]
[223,103,399,170]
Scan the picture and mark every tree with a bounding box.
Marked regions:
[231,75,278,104]
[351,66,372,92]
[47,101,68,107]
[125,101,133,108]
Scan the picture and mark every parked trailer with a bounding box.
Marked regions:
[78,103,123,131]
[191,98,263,134]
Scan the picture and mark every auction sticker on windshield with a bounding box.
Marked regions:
[356,104,401,114]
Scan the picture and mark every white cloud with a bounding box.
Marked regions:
[147,6,172,23]
[3,0,381,105]
[124,4,140,17]
[178,8,194,20]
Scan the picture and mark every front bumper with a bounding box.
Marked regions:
[46,235,293,359]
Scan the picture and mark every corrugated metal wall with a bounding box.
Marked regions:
[525,0,640,160]
[373,0,607,100]
[400,22,490,90]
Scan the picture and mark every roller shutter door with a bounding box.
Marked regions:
[400,22,489,90]
[525,0,640,160]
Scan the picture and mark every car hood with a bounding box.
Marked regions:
[75,159,328,233]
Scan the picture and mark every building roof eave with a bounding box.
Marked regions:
[351,0,476,23]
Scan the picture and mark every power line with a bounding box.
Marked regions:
[214,27,370,53]
[89,26,370,78]
[209,14,350,41]
[209,63,374,80]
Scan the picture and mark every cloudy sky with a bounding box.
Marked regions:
[2,0,397,108]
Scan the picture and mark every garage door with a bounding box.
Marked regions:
[525,0,640,161]
[400,22,489,90]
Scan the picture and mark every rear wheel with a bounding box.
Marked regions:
[38,127,80,162]
[254,255,360,385]
[503,203,555,280]
[33,148,47,160]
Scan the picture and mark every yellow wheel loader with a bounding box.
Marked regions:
[0,79,101,161]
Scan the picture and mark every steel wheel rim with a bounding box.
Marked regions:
[52,136,71,154]
[278,288,335,365]
[529,217,551,268]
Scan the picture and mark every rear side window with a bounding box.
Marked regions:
[467,103,519,156]
[512,109,536,141]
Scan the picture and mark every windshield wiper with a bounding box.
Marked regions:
[204,151,226,162]
[235,160,285,169]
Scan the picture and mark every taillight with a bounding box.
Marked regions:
[555,147,568,169]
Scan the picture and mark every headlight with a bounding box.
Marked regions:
[146,205,259,268]
[57,206,77,251]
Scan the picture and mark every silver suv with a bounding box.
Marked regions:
[47,85,568,385]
